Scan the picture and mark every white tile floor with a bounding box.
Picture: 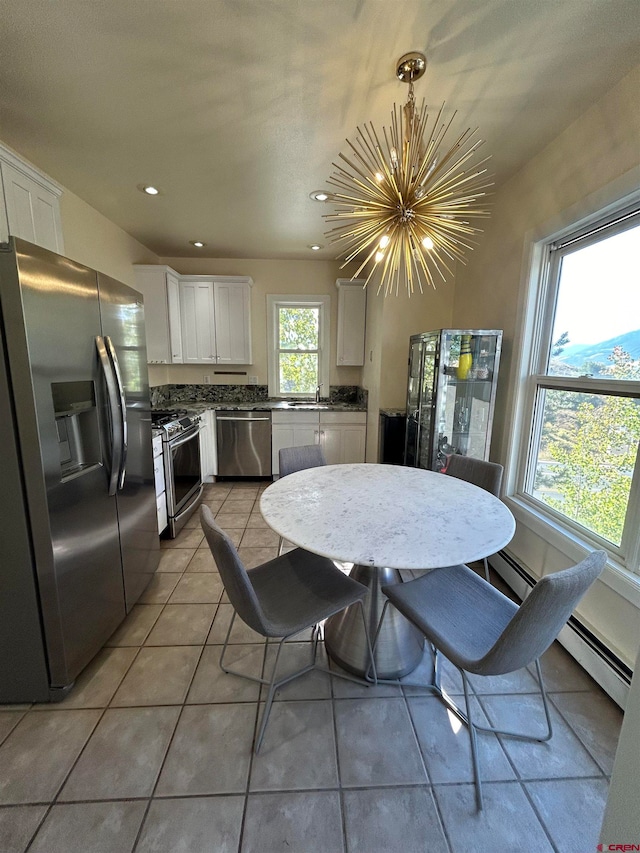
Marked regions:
[0,481,623,853]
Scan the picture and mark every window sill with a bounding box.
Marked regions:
[504,494,640,609]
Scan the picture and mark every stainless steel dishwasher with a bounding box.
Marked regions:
[216,411,272,477]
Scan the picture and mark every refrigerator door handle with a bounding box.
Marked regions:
[95,335,124,496]
[104,336,128,490]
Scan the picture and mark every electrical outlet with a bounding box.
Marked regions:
[203,375,211,384]
[248,375,258,385]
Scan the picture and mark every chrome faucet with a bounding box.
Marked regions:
[315,383,323,403]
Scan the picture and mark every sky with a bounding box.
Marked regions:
[552,223,640,346]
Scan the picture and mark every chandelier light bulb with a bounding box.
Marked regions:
[323,51,493,296]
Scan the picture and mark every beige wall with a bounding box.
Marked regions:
[60,190,158,285]
[451,63,640,670]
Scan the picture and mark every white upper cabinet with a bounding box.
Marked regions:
[179,275,252,365]
[134,269,252,365]
[0,144,64,254]
[133,265,183,364]
[179,277,217,364]
[213,278,252,364]
[336,279,366,366]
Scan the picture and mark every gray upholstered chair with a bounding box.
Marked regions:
[445,455,504,581]
[200,504,376,752]
[278,444,326,478]
[376,550,606,809]
[277,445,327,553]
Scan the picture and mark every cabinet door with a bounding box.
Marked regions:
[271,422,319,476]
[166,272,183,363]
[134,267,171,363]
[1,161,63,254]
[336,280,366,366]
[180,279,216,363]
[341,425,366,463]
[320,423,366,464]
[214,279,252,364]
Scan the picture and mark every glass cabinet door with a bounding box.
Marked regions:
[434,331,502,471]
[403,338,424,468]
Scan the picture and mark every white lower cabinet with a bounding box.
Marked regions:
[272,411,319,477]
[271,410,366,476]
[319,412,367,466]
[152,434,167,534]
[199,409,217,482]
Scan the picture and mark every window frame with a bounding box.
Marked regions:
[512,201,640,574]
[266,294,330,399]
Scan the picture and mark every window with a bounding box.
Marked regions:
[518,205,640,569]
[267,295,330,398]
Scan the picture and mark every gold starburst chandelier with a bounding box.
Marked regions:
[324,52,493,296]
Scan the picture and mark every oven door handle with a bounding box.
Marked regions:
[169,426,201,450]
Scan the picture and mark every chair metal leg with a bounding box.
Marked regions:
[461,670,484,810]
[219,609,237,674]
[255,636,287,753]
[218,608,378,752]
[483,556,491,583]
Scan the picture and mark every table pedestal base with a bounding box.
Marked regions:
[324,565,425,679]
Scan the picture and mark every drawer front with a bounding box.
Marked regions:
[271,410,320,425]
[156,493,167,534]
[319,411,367,426]
[152,434,163,457]
[153,455,165,496]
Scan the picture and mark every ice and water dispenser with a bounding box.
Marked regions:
[52,381,102,480]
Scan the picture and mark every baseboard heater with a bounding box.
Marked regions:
[493,550,631,709]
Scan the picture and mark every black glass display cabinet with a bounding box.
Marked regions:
[404,329,503,472]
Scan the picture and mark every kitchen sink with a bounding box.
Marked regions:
[285,402,329,409]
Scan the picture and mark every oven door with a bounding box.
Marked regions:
[165,426,202,517]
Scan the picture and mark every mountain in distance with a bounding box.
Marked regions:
[557,329,640,368]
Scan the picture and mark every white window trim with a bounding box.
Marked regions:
[502,178,640,607]
[266,294,330,398]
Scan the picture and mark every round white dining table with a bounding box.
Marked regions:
[260,463,515,678]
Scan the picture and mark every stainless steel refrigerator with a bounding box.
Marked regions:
[0,238,159,703]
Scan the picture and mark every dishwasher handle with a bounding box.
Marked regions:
[216,416,271,421]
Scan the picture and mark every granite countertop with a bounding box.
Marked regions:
[152,400,367,414]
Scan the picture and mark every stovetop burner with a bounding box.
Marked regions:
[151,409,201,441]
[151,408,188,426]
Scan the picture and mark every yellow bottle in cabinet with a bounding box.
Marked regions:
[457,335,473,380]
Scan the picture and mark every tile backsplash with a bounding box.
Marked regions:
[150,384,368,407]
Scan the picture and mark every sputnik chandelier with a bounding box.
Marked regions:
[324,52,493,296]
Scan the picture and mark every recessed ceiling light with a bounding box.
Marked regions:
[137,184,161,196]
[189,240,206,248]
[309,191,330,202]
[308,244,323,251]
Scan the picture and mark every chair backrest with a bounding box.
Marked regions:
[445,454,503,498]
[475,550,606,675]
[200,505,269,636]
[278,444,326,478]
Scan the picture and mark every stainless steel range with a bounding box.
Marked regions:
[152,410,203,537]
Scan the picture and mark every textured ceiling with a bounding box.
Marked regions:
[0,0,638,260]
